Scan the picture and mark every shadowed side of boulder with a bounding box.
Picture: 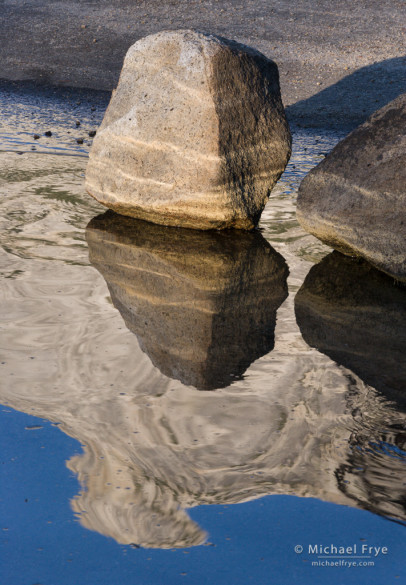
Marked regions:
[86,211,289,389]
[297,93,406,282]
[85,30,291,230]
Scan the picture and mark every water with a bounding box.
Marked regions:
[1,82,405,584]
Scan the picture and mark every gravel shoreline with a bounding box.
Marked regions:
[1,0,405,130]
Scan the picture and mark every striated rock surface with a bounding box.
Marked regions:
[86,211,289,389]
[295,251,406,409]
[85,30,291,230]
[297,94,406,282]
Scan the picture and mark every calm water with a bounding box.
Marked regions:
[1,82,405,585]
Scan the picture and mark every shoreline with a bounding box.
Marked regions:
[1,1,405,131]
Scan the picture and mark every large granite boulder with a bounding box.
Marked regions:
[297,94,406,282]
[86,211,288,389]
[85,30,291,230]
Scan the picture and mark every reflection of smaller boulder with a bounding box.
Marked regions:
[86,211,288,389]
[295,251,406,408]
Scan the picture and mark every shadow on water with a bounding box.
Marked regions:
[295,251,406,410]
[286,56,406,131]
[86,211,289,390]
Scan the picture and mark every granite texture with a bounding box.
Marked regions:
[85,30,291,229]
[297,94,406,282]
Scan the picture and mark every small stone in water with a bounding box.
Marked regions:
[88,130,96,137]
[76,138,84,144]
[76,121,81,127]
[33,134,40,140]
[44,131,52,137]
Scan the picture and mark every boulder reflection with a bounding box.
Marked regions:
[2,239,406,551]
[295,251,406,522]
[295,251,406,409]
[86,211,289,389]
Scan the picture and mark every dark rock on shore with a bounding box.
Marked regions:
[297,94,406,282]
[86,211,289,389]
[295,251,406,409]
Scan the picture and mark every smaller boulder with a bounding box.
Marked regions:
[297,93,406,282]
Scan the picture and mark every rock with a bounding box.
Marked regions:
[86,211,288,389]
[76,138,84,144]
[295,251,406,409]
[88,130,96,137]
[297,94,406,282]
[85,30,291,230]
[44,130,52,137]
[33,133,40,140]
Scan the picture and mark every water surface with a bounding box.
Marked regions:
[1,82,405,584]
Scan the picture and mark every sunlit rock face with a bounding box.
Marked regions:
[86,211,289,389]
[85,30,291,230]
[295,251,406,409]
[66,379,406,548]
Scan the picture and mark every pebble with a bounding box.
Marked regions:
[44,131,52,137]
[33,134,40,140]
[88,130,96,137]
[76,138,84,144]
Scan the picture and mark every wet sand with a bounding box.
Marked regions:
[1,0,405,130]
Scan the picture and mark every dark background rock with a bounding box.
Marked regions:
[297,94,406,282]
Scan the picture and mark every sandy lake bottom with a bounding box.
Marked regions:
[0,82,405,585]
